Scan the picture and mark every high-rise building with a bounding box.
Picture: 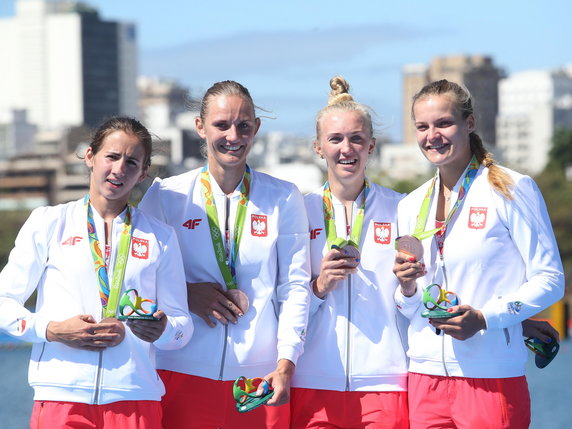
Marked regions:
[0,0,137,131]
[496,69,572,175]
[402,55,503,147]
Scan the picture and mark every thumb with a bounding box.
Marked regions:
[79,314,96,323]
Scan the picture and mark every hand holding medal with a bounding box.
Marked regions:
[233,376,274,413]
[395,235,424,262]
[421,283,461,318]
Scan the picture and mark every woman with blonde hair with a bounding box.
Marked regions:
[139,80,311,429]
[393,79,564,428]
[290,76,409,428]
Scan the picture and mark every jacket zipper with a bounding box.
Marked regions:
[90,217,117,403]
[440,252,450,377]
[345,275,352,391]
[218,196,231,381]
[344,204,354,392]
[218,324,229,380]
[92,350,104,404]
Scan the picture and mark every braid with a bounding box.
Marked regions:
[469,133,513,199]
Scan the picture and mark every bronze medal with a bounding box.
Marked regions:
[396,235,424,261]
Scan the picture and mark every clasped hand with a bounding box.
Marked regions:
[187,282,243,327]
[46,315,125,351]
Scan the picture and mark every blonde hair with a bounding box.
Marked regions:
[316,76,373,139]
[412,79,514,199]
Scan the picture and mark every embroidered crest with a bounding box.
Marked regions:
[251,214,268,237]
[468,207,487,229]
[131,237,149,259]
[374,222,391,244]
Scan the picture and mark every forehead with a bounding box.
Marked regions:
[100,130,145,158]
[205,94,255,119]
[320,110,368,132]
[414,94,459,119]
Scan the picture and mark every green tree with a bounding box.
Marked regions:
[536,128,572,292]
[0,210,31,270]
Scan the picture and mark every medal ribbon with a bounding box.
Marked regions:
[85,195,133,318]
[413,155,480,241]
[200,165,251,290]
[322,179,370,249]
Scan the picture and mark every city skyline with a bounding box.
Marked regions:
[1,0,572,141]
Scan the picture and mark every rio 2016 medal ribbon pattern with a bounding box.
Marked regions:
[118,288,159,320]
[201,165,251,314]
[322,179,369,264]
[421,283,461,318]
[233,376,274,413]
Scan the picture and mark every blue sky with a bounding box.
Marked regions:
[2,0,571,140]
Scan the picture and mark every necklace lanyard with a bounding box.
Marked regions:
[200,165,251,290]
[322,179,370,249]
[413,155,480,241]
[85,195,133,318]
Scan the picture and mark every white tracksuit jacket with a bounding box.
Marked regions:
[139,167,311,380]
[395,164,564,378]
[292,182,409,392]
[0,199,193,404]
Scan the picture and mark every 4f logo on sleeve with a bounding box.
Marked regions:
[374,222,391,245]
[310,228,322,240]
[251,214,268,237]
[468,207,487,229]
[182,218,202,229]
[62,236,83,246]
[131,237,149,259]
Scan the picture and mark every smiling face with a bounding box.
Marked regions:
[413,94,475,170]
[195,94,260,173]
[85,130,148,212]
[315,109,375,186]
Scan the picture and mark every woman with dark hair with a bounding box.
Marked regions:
[0,116,192,428]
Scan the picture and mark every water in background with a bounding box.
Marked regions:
[1,338,571,428]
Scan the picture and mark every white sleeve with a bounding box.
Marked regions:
[394,286,423,320]
[275,186,311,364]
[0,207,54,343]
[152,226,194,350]
[480,177,564,329]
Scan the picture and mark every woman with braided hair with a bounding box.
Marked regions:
[393,79,564,428]
[290,76,409,428]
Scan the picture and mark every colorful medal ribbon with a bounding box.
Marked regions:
[322,179,370,249]
[200,165,251,290]
[85,195,133,318]
[412,155,480,241]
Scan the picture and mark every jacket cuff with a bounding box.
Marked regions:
[278,345,300,366]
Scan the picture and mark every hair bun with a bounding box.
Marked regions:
[328,76,354,105]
